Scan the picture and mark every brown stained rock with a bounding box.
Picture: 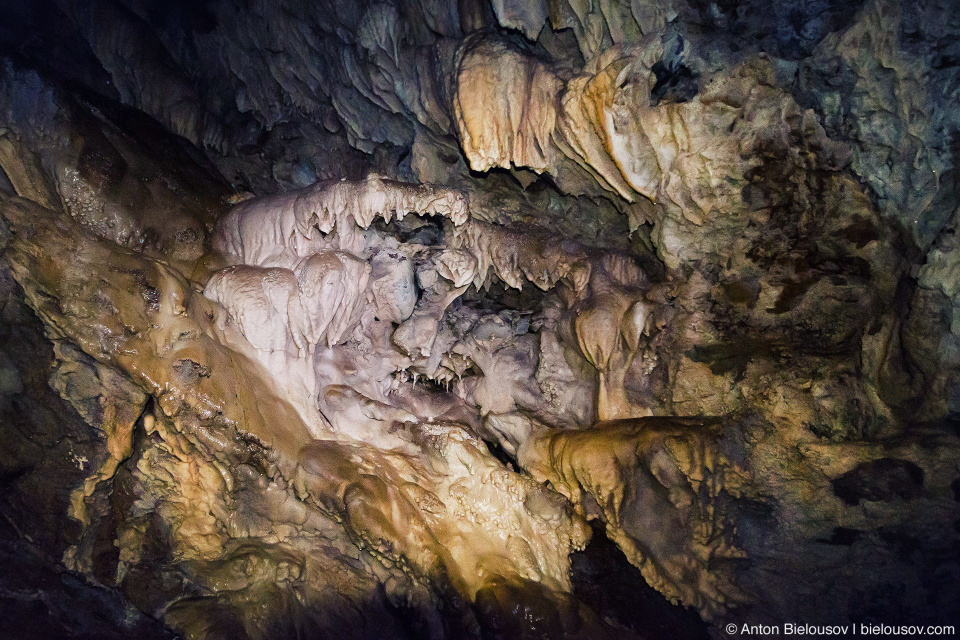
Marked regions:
[0,191,610,637]
[1,0,960,636]
[1,194,313,469]
[521,411,960,625]
[520,416,746,620]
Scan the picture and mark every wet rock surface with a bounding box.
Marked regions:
[1,0,960,638]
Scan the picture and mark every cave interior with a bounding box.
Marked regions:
[1,0,959,638]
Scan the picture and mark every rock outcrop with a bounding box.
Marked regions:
[1,0,959,638]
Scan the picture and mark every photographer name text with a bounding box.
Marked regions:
[727,623,955,636]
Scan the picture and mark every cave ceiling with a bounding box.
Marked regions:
[1,1,959,638]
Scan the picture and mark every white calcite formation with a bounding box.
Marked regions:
[203,176,656,449]
[212,174,468,267]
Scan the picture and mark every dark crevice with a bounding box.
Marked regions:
[832,459,925,506]
[482,438,519,473]
[570,521,710,640]
[650,61,699,106]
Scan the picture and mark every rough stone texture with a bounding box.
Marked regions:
[1,0,960,638]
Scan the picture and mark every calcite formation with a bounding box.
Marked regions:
[1,0,960,638]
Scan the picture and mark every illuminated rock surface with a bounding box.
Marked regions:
[1,0,959,638]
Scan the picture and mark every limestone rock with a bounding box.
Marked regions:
[2,0,959,637]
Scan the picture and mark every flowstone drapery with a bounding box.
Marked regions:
[2,1,960,638]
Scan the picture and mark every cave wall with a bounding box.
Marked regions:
[1,0,960,638]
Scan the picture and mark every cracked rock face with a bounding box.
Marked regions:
[2,0,960,638]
